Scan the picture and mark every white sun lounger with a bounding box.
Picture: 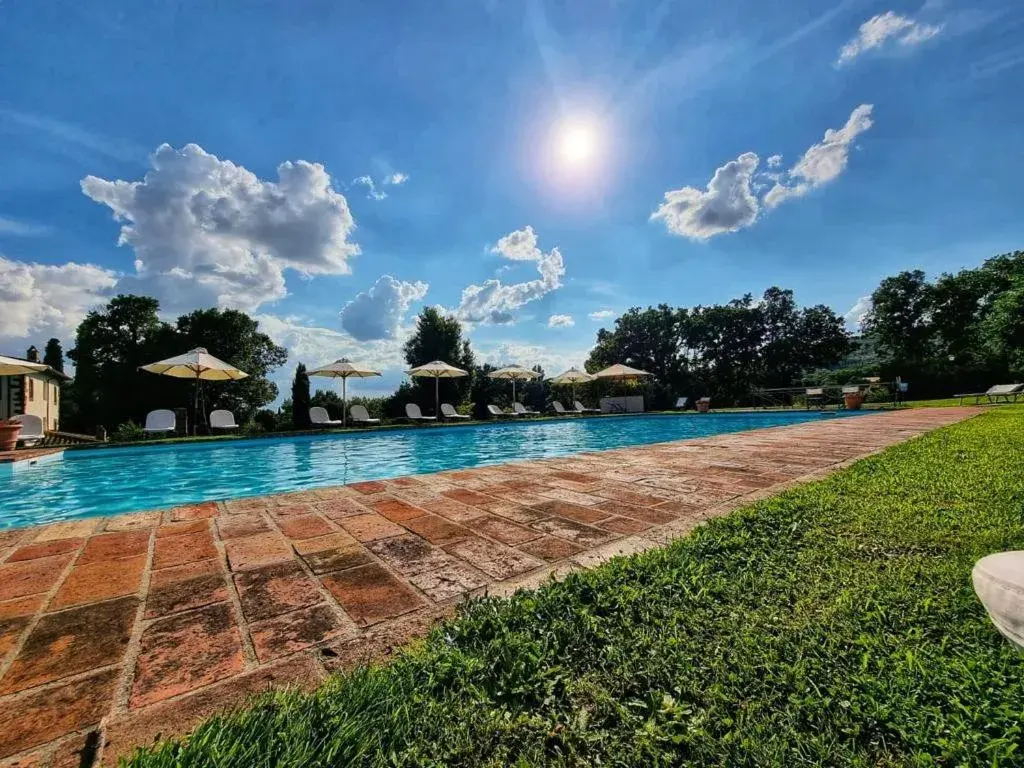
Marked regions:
[349,405,380,424]
[487,404,520,418]
[143,409,176,435]
[512,402,538,415]
[551,401,573,415]
[209,409,239,430]
[12,414,44,445]
[674,397,689,409]
[405,403,436,421]
[441,403,470,420]
[573,400,600,414]
[955,384,1024,405]
[309,406,342,427]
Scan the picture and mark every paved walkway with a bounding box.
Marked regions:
[0,408,978,767]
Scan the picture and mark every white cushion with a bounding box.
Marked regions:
[973,551,1024,649]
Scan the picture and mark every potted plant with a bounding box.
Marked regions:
[843,390,864,410]
[0,418,22,452]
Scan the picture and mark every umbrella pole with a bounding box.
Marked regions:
[342,376,347,428]
[435,376,439,418]
[512,378,516,404]
[193,373,199,436]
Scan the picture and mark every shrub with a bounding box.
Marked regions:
[111,420,145,442]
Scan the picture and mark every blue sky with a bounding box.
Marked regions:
[2,0,1023,397]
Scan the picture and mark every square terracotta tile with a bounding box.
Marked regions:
[467,515,541,545]
[77,530,150,564]
[0,616,28,658]
[440,488,493,507]
[0,597,137,696]
[595,500,676,525]
[537,488,606,506]
[298,546,372,575]
[406,560,488,602]
[31,520,97,543]
[318,497,372,520]
[476,500,546,524]
[7,538,83,562]
[131,602,245,709]
[321,563,425,626]
[531,500,610,525]
[530,517,614,547]
[518,536,585,562]
[348,480,387,495]
[368,535,449,576]
[293,531,358,554]
[595,515,652,535]
[0,668,119,760]
[217,515,270,540]
[337,513,405,542]
[0,554,73,602]
[152,530,217,569]
[145,574,228,619]
[276,514,334,540]
[0,593,46,620]
[370,498,427,523]
[169,502,219,521]
[444,537,543,580]
[401,514,471,545]
[249,604,351,663]
[224,532,294,571]
[420,497,484,523]
[150,558,223,589]
[155,520,210,538]
[234,561,322,621]
[49,555,146,609]
[104,511,162,531]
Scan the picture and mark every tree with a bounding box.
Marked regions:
[291,364,311,429]
[402,307,476,410]
[43,338,64,373]
[863,271,935,365]
[174,308,287,423]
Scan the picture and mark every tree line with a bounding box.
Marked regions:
[31,248,1023,434]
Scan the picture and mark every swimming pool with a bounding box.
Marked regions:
[0,411,862,528]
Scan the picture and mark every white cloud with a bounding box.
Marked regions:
[82,143,359,314]
[0,217,50,237]
[385,172,409,186]
[844,295,872,331]
[766,154,783,168]
[255,313,408,373]
[451,226,566,324]
[0,254,117,340]
[339,275,429,341]
[477,341,588,378]
[547,314,575,328]
[763,104,874,208]
[837,11,943,66]
[588,309,615,321]
[352,175,387,200]
[650,152,761,240]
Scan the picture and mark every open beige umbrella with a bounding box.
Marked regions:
[488,365,540,404]
[140,347,248,434]
[308,358,381,427]
[594,363,653,412]
[0,355,48,376]
[548,366,595,403]
[406,360,469,417]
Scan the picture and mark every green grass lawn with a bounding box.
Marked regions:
[124,410,1024,767]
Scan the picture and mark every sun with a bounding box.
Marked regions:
[557,119,599,169]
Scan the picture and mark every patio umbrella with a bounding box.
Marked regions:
[548,366,595,403]
[0,355,48,376]
[308,358,381,427]
[406,360,469,417]
[594,363,653,411]
[140,347,248,434]
[487,365,540,404]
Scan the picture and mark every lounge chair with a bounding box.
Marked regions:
[309,406,342,427]
[551,400,573,415]
[12,414,43,446]
[405,403,436,421]
[487,404,520,418]
[696,396,711,413]
[512,402,539,416]
[349,405,380,425]
[674,397,689,410]
[440,403,470,420]
[143,409,176,435]
[209,409,239,431]
[805,387,825,409]
[955,384,1024,405]
[573,400,600,414]
[841,385,861,395]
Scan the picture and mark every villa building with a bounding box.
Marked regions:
[0,347,69,432]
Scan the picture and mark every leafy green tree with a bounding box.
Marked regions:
[981,281,1024,374]
[43,338,64,373]
[863,271,935,365]
[291,364,311,428]
[402,307,476,411]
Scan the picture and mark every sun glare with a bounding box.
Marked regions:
[556,119,599,169]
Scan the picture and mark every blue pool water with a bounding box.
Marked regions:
[0,411,862,528]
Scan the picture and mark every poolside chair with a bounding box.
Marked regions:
[675,397,689,410]
[487,404,519,418]
[551,400,572,415]
[143,409,176,435]
[405,403,436,421]
[209,409,239,431]
[12,414,44,446]
[440,403,470,420]
[309,406,342,427]
[573,400,600,414]
[349,405,380,425]
[804,387,825,409]
[696,396,711,413]
[955,383,1024,405]
[512,402,539,416]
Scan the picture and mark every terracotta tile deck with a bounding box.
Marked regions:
[0,408,979,766]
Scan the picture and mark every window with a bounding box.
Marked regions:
[27,377,34,401]
[54,387,59,405]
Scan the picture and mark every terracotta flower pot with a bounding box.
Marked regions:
[843,392,864,410]
[696,400,710,413]
[0,423,21,452]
